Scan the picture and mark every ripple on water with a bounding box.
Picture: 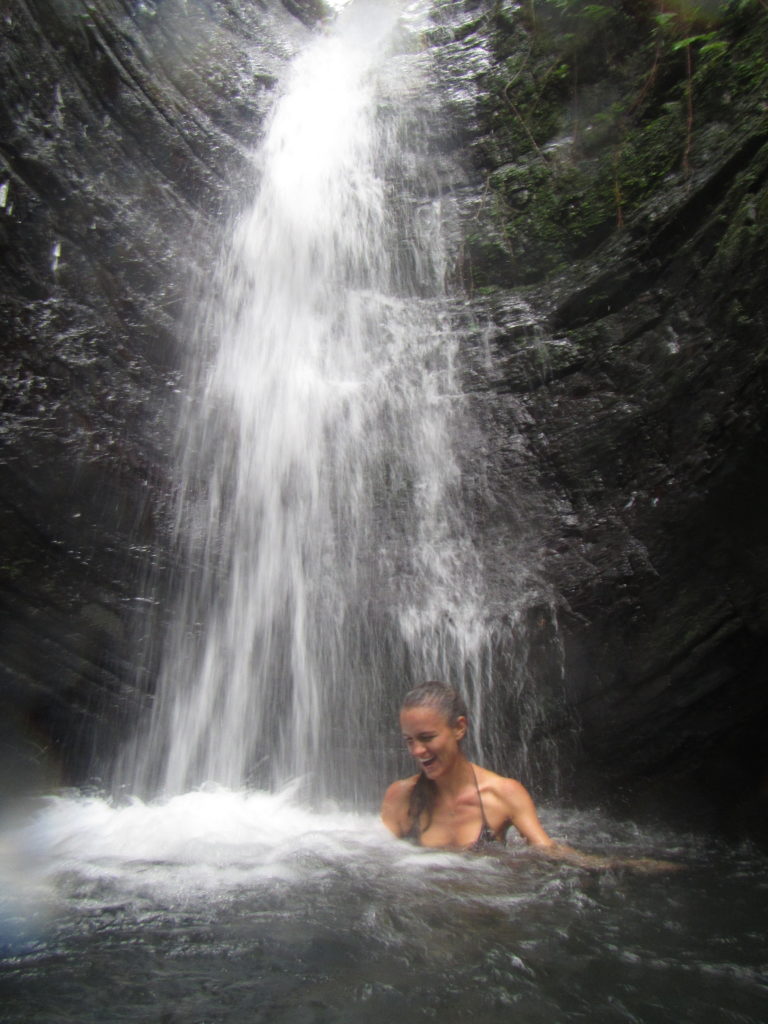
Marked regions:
[1,789,767,1024]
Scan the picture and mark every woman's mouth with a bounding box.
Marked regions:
[420,756,437,770]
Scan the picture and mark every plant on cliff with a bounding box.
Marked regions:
[471,0,768,285]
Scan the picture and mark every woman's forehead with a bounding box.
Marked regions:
[399,704,447,731]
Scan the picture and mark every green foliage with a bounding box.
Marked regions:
[469,0,768,284]
[547,0,615,20]
[654,11,678,30]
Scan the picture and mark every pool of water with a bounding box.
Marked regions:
[1,789,766,1023]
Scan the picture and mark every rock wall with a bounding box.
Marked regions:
[442,0,768,839]
[1,0,766,842]
[0,0,314,798]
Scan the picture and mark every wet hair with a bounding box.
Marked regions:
[401,680,468,725]
[401,681,468,833]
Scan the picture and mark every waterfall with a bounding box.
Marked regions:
[118,0,550,803]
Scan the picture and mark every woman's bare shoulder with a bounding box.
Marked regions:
[380,775,419,837]
[473,764,525,790]
[472,764,552,845]
[380,775,419,815]
[473,765,535,806]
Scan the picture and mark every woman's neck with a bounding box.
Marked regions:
[432,754,474,797]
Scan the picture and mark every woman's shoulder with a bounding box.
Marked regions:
[380,774,419,837]
[471,764,549,842]
[472,765,533,804]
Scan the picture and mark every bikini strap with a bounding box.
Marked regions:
[471,766,491,831]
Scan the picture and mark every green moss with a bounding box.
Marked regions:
[468,0,768,286]
[463,226,514,288]
[714,144,768,273]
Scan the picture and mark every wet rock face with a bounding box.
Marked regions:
[0,0,312,795]
[1,0,766,842]
[525,215,768,836]
[445,0,768,838]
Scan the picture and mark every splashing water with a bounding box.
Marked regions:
[4,790,766,1024]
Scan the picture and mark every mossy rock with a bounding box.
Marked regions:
[468,0,768,285]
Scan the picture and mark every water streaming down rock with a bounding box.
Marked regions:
[118,0,551,802]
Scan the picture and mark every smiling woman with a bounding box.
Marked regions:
[381,682,681,872]
[381,681,555,851]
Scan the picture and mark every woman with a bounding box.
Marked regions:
[381,681,676,869]
[381,681,555,851]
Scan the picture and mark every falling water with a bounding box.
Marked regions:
[118,0,546,803]
[6,8,767,1022]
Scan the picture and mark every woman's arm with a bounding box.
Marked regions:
[501,778,556,847]
[500,778,679,871]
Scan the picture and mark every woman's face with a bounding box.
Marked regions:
[400,704,467,780]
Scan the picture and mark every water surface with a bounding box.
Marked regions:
[2,791,765,1023]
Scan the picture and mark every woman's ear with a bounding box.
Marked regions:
[453,715,468,741]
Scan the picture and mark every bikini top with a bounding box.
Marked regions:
[405,767,498,851]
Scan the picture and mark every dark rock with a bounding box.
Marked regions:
[452,0,768,838]
[0,0,312,800]
[1,0,767,848]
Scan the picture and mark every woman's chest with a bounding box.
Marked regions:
[419,799,486,849]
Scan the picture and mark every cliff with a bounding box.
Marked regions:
[1,0,765,843]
